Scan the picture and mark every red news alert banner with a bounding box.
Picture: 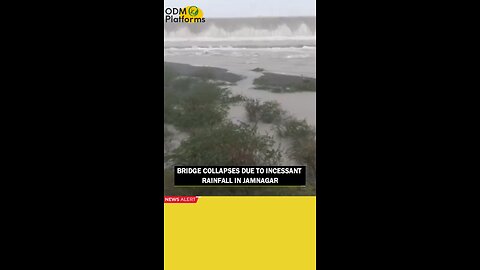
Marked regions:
[164,196,199,203]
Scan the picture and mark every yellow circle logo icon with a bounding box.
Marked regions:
[181,6,204,23]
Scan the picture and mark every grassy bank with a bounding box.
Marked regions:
[164,62,316,196]
[165,62,244,83]
[253,72,316,92]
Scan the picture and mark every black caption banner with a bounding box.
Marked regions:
[174,166,306,186]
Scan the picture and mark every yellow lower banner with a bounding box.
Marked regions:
[164,196,316,270]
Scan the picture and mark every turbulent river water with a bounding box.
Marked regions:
[164,17,316,166]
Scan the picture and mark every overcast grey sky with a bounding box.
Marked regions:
[164,0,316,18]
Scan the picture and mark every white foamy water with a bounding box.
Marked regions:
[164,46,316,78]
[164,17,315,43]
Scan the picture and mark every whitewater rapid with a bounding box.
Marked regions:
[164,16,316,46]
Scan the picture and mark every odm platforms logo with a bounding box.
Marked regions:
[165,6,205,23]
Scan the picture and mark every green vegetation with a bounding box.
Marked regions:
[167,122,281,166]
[253,73,316,93]
[243,98,316,178]
[276,117,316,177]
[165,62,244,83]
[193,68,215,80]
[164,66,282,167]
[163,63,316,195]
[245,99,285,124]
[164,66,178,86]
[224,94,247,104]
[277,117,315,138]
[164,126,172,142]
[164,77,228,132]
[245,99,261,122]
[289,136,316,176]
[260,101,285,123]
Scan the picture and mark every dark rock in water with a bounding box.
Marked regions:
[251,67,265,72]
[253,72,316,92]
[164,62,243,83]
